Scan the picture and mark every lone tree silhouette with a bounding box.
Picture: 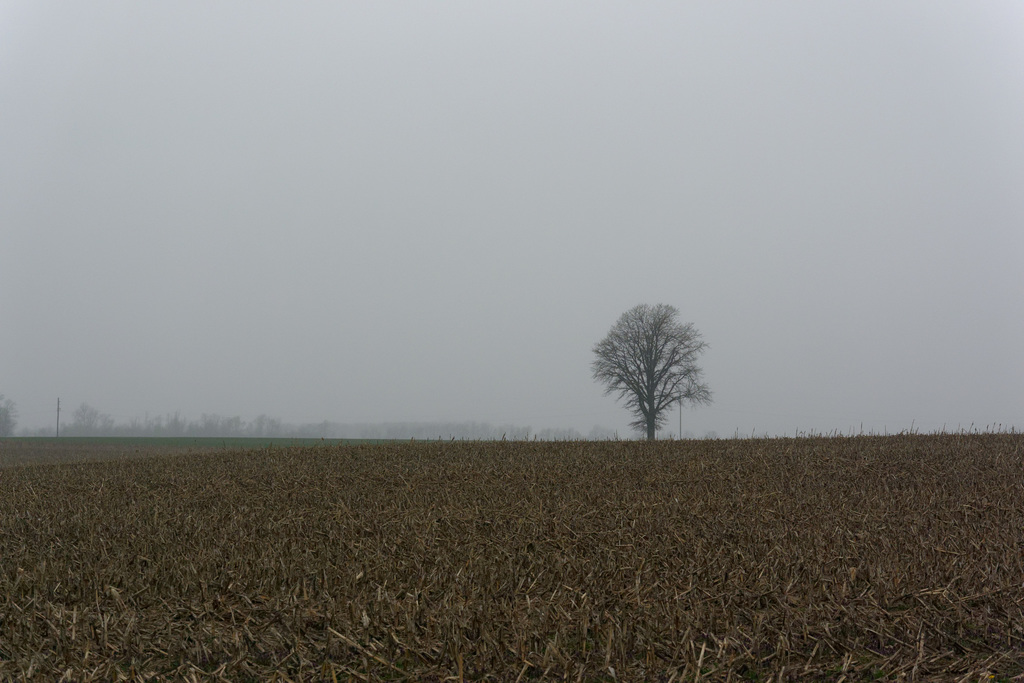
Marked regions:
[592,304,712,440]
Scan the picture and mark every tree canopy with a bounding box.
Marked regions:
[592,304,711,440]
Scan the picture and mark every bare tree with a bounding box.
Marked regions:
[592,304,712,440]
[0,395,17,437]
[68,403,115,436]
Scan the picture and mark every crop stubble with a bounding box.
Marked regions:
[0,434,1022,681]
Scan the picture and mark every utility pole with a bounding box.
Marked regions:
[56,397,61,438]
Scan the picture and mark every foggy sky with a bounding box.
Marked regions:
[3,2,1022,437]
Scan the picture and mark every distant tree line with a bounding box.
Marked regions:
[13,401,615,440]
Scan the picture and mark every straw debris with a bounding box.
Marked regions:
[1,434,1022,680]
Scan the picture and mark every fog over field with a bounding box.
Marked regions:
[2,2,1022,438]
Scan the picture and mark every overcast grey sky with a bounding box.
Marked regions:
[2,2,1022,437]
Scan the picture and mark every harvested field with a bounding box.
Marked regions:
[1,434,1022,681]
[0,438,379,469]
[0,438,199,469]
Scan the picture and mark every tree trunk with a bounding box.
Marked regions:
[647,415,656,441]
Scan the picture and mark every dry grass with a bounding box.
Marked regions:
[1,434,1022,681]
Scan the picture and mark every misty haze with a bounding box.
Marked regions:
[2,3,1021,436]
[3,4,1024,680]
